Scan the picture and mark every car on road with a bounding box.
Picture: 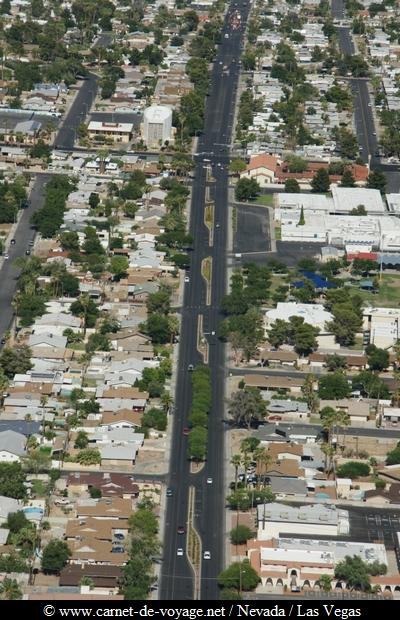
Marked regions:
[166,487,173,497]
[183,427,190,436]
[10,239,16,245]
[25,249,31,255]
[203,551,211,560]
[177,548,184,557]
[3,253,9,259]
[177,526,186,535]
[28,240,34,246]
[184,276,190,283]
[0,339,5,345]
[188,364,194,371]
[206,477,213,484]
[216,223,220,228]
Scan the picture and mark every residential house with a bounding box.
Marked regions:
[320,399,371,424]
[76,498,132,520]
[239,153,279,186]
[59,564,122,592]
[67,473,139,499]
[0,430,26,463]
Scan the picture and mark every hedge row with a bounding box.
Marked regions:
[188,365,211,460]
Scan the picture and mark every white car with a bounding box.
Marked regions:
[3,254,9,260]
[207,477,213,484]
[184,276,190,283]
[177,548,184,557]
[203,551,211,560]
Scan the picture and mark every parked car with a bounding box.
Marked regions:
[166,487,173,497]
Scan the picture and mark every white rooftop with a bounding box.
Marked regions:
[265,302,333,331]
[332,186,386,214]
[88,121,133,133]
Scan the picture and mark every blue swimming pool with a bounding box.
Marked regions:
[23,507,44,516]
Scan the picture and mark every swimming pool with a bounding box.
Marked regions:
[23,507,44,516]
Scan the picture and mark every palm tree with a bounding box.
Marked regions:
[336,410,350,453]
[321,442,335,476]
[161,391,173,414]
[40,395,48,439]
[0,578,22,600]
[318,574,332,592]
[231,454,242,492]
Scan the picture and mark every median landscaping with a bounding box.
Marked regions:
[188,365,211,461]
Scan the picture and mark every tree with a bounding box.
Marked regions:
[301,373,319,414]
[325,353,347,371]
[336,462,370,478]
[352,258,377,276]
[0,345,32,378]
[110,255,129,280]
[59,231,80,251]
[24,449,51,474]
[335,555,371,591]
[230,525,255,545]
[350,204,366,215]
[386,443,400,466]
[218,560,260,591]
[144,313,173,345]
[352,371,389,399]
[231,454,242,492]
[188,426,207,460]
[0,578,22,600]
[142,407,167,431]
[75,449,101,465]
[228,389,266,429]
[6,511,30,533]
[74,431,89,449]
[341,169,356,187]
[0,463,27,499]
[89,192,100,209]
[366,344,389,372]
[230,159,247,175]
[318,372,351,399]
[311,168,330,193]
[235,178,260,201]
[327,303,362,346]
[284,178,300,193]
[319,574,332,592]
[129,506,158,538]
[41,540,71,574]
[366,170,386,193]
[298,205,305,225]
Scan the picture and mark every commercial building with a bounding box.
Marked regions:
[247,536,387,589]
[257,502,350,539]
[142,105,172,148]
[264,302,335,348]
[362,306,400,348]
[87,121,134,143]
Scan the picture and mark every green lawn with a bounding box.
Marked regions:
[255,194,274,206]
[356,275,400,307]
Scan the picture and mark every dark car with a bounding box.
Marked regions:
[166,488,173,497]
[182,427,190,436]
[10,239,16,245]
[177,526,186,535]
[25,249,31,255]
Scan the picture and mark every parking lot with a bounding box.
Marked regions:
[233,203,271,256]
[349,507,400,548]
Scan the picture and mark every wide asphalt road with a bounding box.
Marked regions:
[55,73,98,150]
[160,0,250,601]
[0,174,49,342]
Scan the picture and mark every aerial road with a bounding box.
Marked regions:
[0,174,49,343]
[160,0,250,601]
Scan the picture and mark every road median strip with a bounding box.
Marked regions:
[197,314,209,364]
[201,257,212,306]
[186,485,201,599]
[204,201,215,247]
